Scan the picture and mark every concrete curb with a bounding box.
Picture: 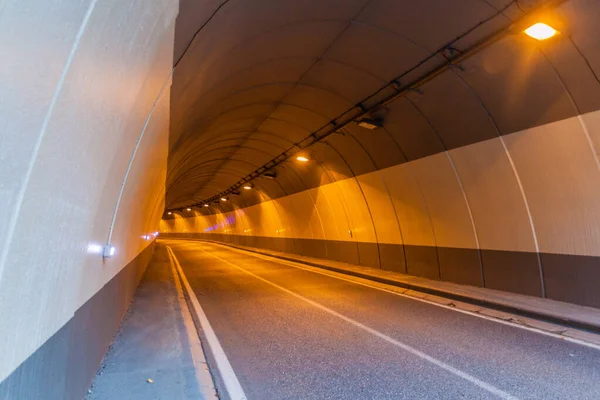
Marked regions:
[166,246,219,400]
[165,238,600,334]
[167,246,247,400]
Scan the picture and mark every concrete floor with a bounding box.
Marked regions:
[165,240,600,400]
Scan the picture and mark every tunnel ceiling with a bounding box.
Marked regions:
[166,0,600,212]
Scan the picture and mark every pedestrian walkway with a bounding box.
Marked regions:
[87,246,216,400]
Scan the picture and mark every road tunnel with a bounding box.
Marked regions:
[2,0,600,399]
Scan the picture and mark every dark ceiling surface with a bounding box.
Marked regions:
[166,0,600,213]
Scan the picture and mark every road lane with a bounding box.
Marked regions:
[164,240,600,400]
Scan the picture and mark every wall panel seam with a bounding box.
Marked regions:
[326,141,376,266]
[106,71,173,246]
[0,0,99,283]
[451,69,542,292]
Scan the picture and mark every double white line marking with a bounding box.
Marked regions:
[168,244,518,400]
[167,246,247,400]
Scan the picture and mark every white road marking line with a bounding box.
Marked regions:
[195,245,519,400]
[166,248,219,399]
[202,240,600,352]
[167,246,248,400]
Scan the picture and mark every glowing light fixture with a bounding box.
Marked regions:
[296,156,309,162]
[101,245,116,258]
[87,243,103,254]
[87,243,116,258]
[204,204,210,207]
[87,243,117,258]
[167,211,172,215]
[524,23,558,40]
[243,183,253,190]
[186,208,192,211]
[357,117,384,130]
[221,197,228,202]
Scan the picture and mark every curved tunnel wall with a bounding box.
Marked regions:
[1,0,598,398]
[166,0,600,210]
[162,108,600,309]
[0,1,177,398]
[162,0,600,310]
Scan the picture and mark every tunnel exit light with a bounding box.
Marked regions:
[524,23,558,40]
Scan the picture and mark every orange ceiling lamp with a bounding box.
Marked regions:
[524,22,558,40]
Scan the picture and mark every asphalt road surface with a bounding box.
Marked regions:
[164,240,600,400]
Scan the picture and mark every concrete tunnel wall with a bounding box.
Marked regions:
[1,0,600,398]
[160,107,600,310]
[0,0,177,399]
[162,0,600,311]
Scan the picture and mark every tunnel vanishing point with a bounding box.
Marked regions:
[2,0,600,399]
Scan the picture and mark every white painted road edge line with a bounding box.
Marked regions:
[166,248,219,399]
[209,241,600,352]
[167,246,248,400]
[197,246,519,400]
